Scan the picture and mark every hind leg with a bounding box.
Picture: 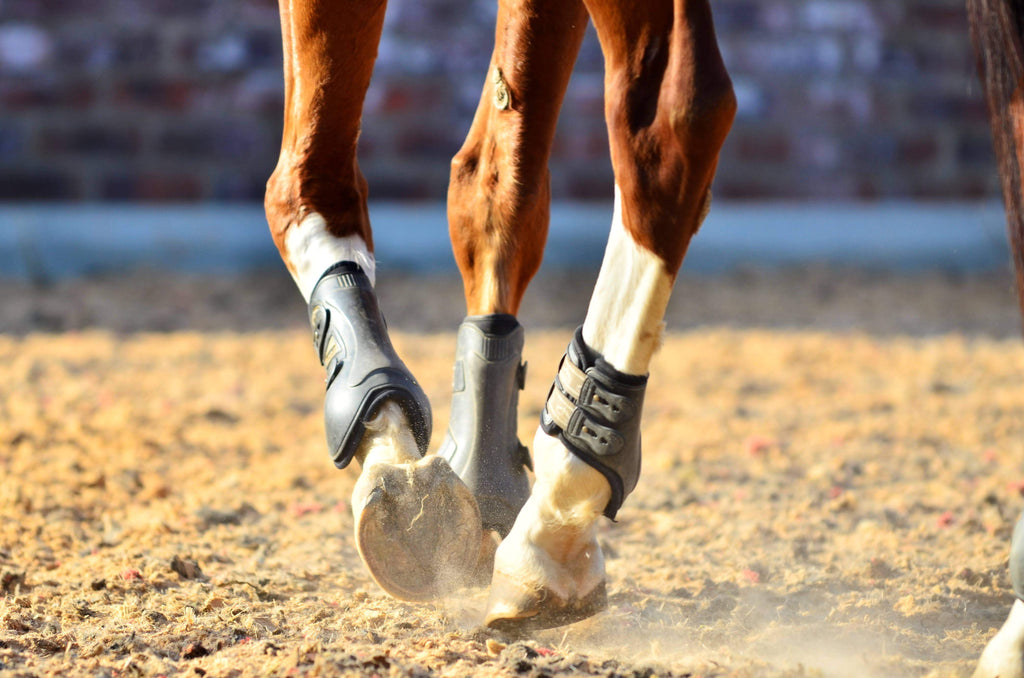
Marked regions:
[442,0,588,540]
[266,0,480,601]
[486,0,736,630]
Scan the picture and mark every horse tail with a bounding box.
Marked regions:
[968,0,1024,323]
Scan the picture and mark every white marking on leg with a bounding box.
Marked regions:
[492,427,608,599]
[477,247,503,314]
[284,212,377,301]
[349,403,422,533]
[491,186,679,619]
[528,430,610,532]
[974,599,1024,678]
[357,400,419,468]
[581,186,673,376]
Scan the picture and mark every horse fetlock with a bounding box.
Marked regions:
[505,430,610,572]
[531,430,610,530]
[485,487,607,631]
[482,430,609,631]
[355,400,420,468]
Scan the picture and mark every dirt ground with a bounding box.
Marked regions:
[4,266,1024,677]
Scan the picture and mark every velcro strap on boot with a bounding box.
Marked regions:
[540,326,647,519]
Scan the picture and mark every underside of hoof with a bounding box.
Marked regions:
[354,455,483,601]
[484,573,608,633]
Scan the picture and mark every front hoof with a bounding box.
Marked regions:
[484,571,607,633]
[354,455,482,601]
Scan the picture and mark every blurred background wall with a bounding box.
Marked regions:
[0,0,995,204]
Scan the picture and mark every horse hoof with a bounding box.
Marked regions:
[484,571,607,632]
[353,455,482,601]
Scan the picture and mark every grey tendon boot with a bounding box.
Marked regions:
[439,314,531,536]
[308,261,432,467]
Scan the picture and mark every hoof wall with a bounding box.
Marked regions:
[355,455,482,601]
[484,575,607,633]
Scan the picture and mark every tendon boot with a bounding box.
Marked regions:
[439,315,531,536]
[308,261,432,467]
[541,325,648,520]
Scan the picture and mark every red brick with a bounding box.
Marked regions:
[734,133,791,163]
[0,79,94,110]
[897,135,942,165]
[0,168,81,200]
[39,124,142,158]
[101,172,205,201]
[0,0,1005,202]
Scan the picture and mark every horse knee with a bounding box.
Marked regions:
[264,163,292,223]
[449,140,548,215]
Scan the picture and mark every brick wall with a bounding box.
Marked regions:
[0,0,996,202]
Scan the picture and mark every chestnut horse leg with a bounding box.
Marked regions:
[265,0,379,292]
[485,0,736,629]
[265,0,481,602]
[442,0,588,539]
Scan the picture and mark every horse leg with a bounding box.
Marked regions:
[441,0,588,540]
[969,0,1024,674]
[265,0,481,601]
[486,0,736,630]
[974,515,1024,678]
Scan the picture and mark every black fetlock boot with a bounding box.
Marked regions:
[541,325,648,520]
